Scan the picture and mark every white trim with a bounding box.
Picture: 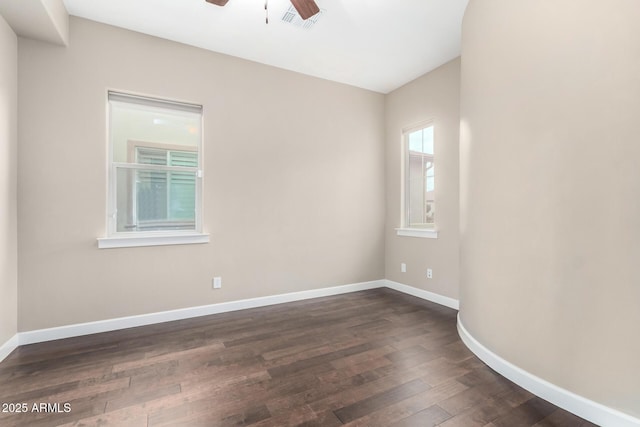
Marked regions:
[97,232,209,249]
[6,279,637,427]
[18,280,385,345]
[108,91,202,113]
[384,279,458,310]
[10,279,461,347]
[395,227,438,239]
[0,334,19,363]
[457,315,640,427]
[402,119,435,135]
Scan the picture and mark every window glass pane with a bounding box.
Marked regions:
[425,200,435,224]
[115,168,135,232]
[137,169,168,223]
[408,153,426,225]
[169,171,196,220]
[169,151,197,168]
[407,126,434,155]
[426,161,435,192]
[423,126,434,155]
[137,147,167,165]
[409,130,424,152]
[115,166,196,232]
[110,101,200,164]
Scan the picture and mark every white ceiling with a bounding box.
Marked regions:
[62,0,468,94]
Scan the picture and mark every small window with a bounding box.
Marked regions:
[404,123,435,228]
[101,92,206,247]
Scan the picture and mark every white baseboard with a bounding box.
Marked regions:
[384,279,459,310]
[2,279,459,360]
[457,315,640,427]
[17,280,386,346]
[0,334,19,363]
[3,279,635,426]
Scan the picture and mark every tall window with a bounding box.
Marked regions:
[404,123,435,228]
[104,92,204,245]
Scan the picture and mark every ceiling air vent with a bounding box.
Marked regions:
[281,4,324,30]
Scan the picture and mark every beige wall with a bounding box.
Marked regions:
[385,58,460,299]
[460,0,640,417]
[0,14,18,346]
[17,17,385,331]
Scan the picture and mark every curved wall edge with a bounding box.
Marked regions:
[457,315,640,427]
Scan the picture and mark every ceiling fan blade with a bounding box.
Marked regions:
[290,0,320,20]
[205,0,229,6]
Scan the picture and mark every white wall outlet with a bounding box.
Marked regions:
[401,263,407,273]
[213,277,222,289]
[427,268,433,279]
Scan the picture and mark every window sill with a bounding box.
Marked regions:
[395,228,438,239]
[97,232,209,249]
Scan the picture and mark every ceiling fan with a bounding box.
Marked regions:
[205,0,320,20]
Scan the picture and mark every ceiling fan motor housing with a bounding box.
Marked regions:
[205,0,320,20]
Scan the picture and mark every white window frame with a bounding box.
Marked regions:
[98,91,209,249]
[396,121,438,239]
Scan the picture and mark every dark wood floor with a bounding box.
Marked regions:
[0,289,597,427]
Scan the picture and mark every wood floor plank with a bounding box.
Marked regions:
[0,289,597,427]
[490,396,558,427]
[266,342,378,378]
[339,379,468,427]
[436,397,514,427]
[105,383,182,412]
[391,404,452,427]
[333,378,432,423]
[437,386,492,416]
[532,408,599,427]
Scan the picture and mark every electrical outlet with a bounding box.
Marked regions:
[427,268,433,279]
[401,263,407,273]
[213,277,222,289]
